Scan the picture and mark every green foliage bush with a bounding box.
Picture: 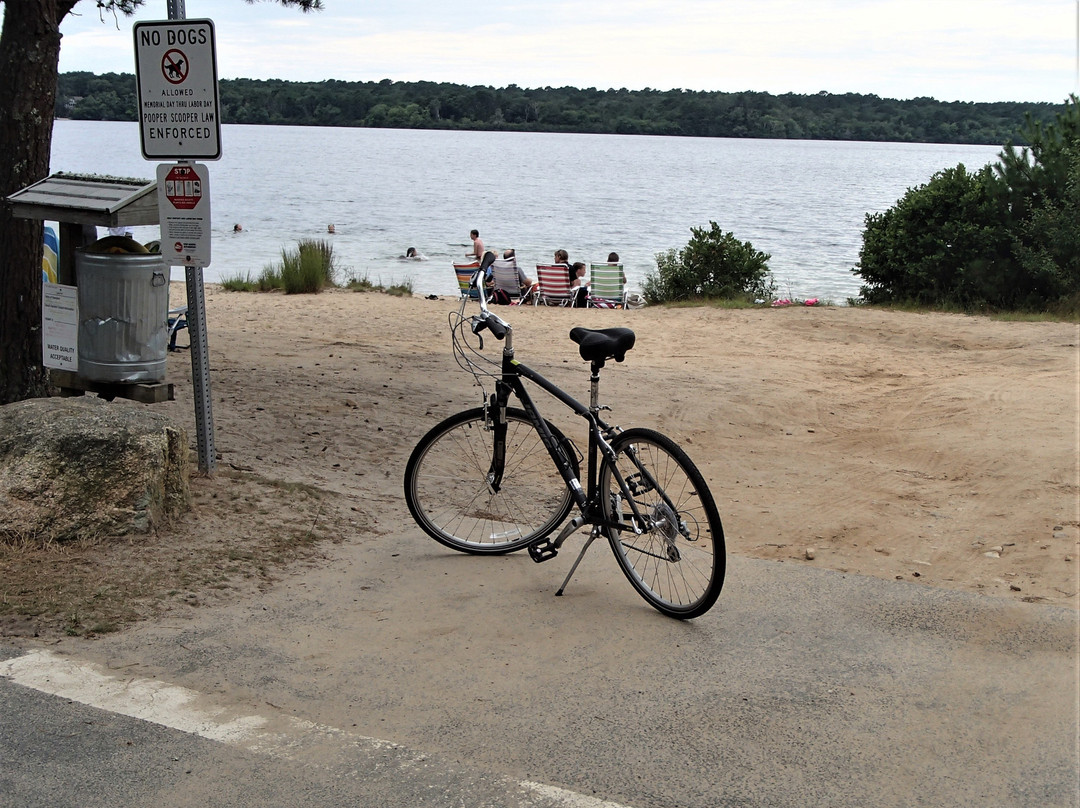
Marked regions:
[856,165,1012,306]
[643,222,774,304]
[856,96,1079,312]
[219,272,257,292]
[274,238,336,294]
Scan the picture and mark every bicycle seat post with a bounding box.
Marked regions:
[589,360,603,413]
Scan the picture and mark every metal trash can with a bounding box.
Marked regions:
[76,249,169,383]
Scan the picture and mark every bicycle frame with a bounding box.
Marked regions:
[408,268,726,614]
[488,338,609,518]
[467,288,676,583]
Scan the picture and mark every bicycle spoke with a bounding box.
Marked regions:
[404,408,576,553]
[600,429,725,618]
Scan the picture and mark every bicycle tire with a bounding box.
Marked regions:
[404,407,577,554]
[599,427,725,618]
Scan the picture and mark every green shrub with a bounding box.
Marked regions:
[643,222,774,304]
[343,272,378,292]
[254,239,337,294]
[296,238,337,286]
[855,95,1079,312]
[999,100,1080,308]
[256,263,283,291]
[856,164,1012,307]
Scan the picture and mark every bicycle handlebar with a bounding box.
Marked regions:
[471,311,508,340]
[469,266,510,341]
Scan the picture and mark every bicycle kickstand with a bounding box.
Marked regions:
[528,516,602,595]
[555,528,602,597]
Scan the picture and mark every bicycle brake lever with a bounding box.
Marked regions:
[470,316,486,349]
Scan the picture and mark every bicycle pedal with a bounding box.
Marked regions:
[528,540,558,563]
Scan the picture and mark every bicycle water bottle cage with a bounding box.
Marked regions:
[569,327,636,363]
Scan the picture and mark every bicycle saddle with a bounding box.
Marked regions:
[569,326,636,363]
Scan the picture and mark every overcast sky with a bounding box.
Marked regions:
[51,0,1077,104]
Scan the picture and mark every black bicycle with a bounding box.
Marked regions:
[403,261,725,618]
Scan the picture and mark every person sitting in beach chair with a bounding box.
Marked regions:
[490,249,536,304]
[534,263,574,306]
[588,261,628,308]
[570,262,590,308]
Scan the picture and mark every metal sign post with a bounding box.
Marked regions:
[132,0,217,473]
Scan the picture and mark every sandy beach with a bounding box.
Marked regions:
[150,284,1079,610]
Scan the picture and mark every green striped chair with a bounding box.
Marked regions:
[588,263,627,308]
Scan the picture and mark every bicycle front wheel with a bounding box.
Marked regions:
[599,428,725,618]
[404,407,576,554]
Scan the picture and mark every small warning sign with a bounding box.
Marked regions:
[157,161,212,268]
[163,164,202,209]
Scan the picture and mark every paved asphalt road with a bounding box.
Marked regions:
[0,655,587,808]
[2,551,1078,808]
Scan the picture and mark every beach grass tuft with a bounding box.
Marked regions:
[219,244,419,298]
[342,271,413,296]
[219,239,336,294]
[219,272,258,292]
[279,239,336,294]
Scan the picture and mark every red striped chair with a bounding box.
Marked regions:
[534,265,573,307]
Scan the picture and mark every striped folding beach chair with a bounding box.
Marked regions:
[491,258,537,305]
[534,265,574,307]
[453,261,481,300]
[588,263,627,308]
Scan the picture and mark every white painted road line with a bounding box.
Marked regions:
[2,649,634,808]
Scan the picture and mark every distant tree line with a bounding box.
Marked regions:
[57,71,1066,145]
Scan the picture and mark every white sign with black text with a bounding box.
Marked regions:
[134,19,221,160]
[42,283,78,372]
[157,161,212,268]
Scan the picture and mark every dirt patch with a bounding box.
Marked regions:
[2,286,1077,639]
[0,470,365,638]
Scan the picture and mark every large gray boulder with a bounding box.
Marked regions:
[0,397,189,544]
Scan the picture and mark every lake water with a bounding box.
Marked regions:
[49,120,1001,302]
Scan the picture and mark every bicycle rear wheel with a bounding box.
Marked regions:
[404,407,576,554]
[599,427,725,618]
